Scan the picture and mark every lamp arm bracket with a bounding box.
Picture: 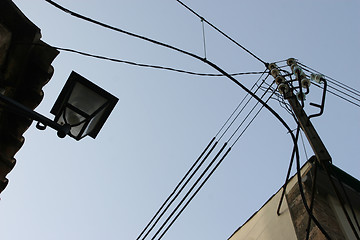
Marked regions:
[0,92,68,138]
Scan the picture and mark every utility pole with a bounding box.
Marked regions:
[268,59,332,164]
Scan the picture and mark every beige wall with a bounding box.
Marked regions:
[228,188,297,240]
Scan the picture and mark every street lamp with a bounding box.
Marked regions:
[51,71,119,140]
[0,71,118,140]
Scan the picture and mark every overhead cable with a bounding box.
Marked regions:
[136,137,218,240]
[230,82,276,147]
[138,71,268,239]
[44,2,308,238]
[157,85,277,239]
[299,63,360,96]
[216,70,268,140]
[175,0,268,67]
[154,143,231,240]
[52,46,264,77]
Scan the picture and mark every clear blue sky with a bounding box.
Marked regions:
[1,1,359,239]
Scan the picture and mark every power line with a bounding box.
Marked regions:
[230,83,276,147]
[313,83,360,108]
[137,71,269,239]
[298,63,360,107]
[175,0,268,67]
[154,143,231,240]
[31,44,264,77]
[136,138,218,240]
[299,63,360,96]
[44,2,306,238]
[216,70,268,140]
[156,86,276,239]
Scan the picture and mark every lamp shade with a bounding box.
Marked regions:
[50,71,118,140]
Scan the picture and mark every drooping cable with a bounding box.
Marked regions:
[37,45,264,77]
[295,146,332,239]
[305,160,319,240]
[277,126,301,216]
[44,2,328,238]
[43,0,289,144]
[335,174,360,233]
[175,0,268,67]
[322,162,360,239]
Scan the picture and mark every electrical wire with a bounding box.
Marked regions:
[157,85,277,239]
[217,72,269,141]
[298,63,360,96]
[277,126,301,216]
[159,149,233,240]
[138,71,269,239]
[44,2,332,238]
[155,84,275,239]
[175,0,268,67]
[230,85,276,148]
[152,142,230,239]
[305,160,319,240]
[41,45,265,77]
[322,162,360,239]
[313,83,360,108]
[228,81,275,145]
[137,138,218,240]
[298,63,360,107]
[215,70,267,139]
[43,0,290,144]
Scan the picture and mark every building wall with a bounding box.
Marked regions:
[228,186,298,240]
[228,161,360,240]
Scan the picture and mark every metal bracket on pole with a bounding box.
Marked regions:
[269,61,332,164]
[0,92,70,138]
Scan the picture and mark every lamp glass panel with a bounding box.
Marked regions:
[82,105,107,137]
[56,107,87,139]
[68,82,108,116]
[70,122,86,139]
[64,107,86,126]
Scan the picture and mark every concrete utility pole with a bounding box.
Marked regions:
[268,59,332,164]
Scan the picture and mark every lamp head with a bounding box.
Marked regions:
[50,71,118,140]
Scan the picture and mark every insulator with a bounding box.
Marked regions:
[310,73,324,83]
[291,64,300,74]
[301,77,311,88]
[296,92,306,101]
[268,63,277,70]
[287,58,296,66]
[278,83,289,94]
[275,76,285,85]
[271,68,280,77]
[291,64,307,78]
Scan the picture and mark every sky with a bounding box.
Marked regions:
[1,0,359,240]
